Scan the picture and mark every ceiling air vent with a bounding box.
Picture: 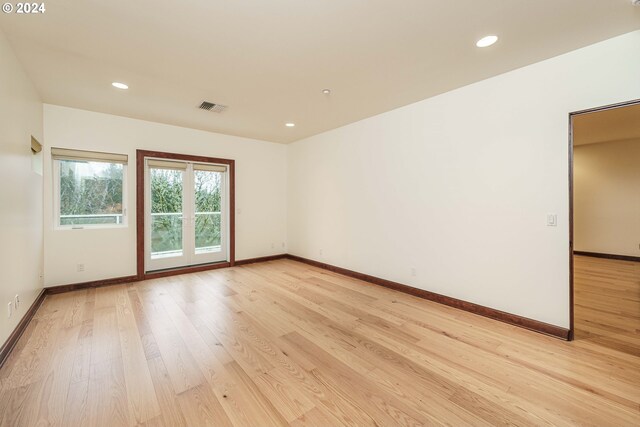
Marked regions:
[198,101,227,113]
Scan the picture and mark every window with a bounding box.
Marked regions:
[52,148,128,228]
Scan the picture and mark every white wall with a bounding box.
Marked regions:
[287,31,640,328]
[0,28,43,345]
[43,105,287,287]
[574,139,640,257]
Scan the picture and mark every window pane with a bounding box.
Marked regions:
[195,170,221,212]
[195,213,221,252]
[194,170,222,253]
[150,168,183,257]
[59,160,124,226]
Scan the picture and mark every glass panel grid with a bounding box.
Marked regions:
[59,160,124,226]
[194,170,222,253]
[150,168,183,259]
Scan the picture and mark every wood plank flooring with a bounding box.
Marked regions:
[0,257,638,426]
[574,255,640,357]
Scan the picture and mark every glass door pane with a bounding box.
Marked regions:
[147,165,188,271]
[193,168,226,263]
[145,158,227,272]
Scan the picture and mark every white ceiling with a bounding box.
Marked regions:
[1,1,639,143]
[574,102,640,146]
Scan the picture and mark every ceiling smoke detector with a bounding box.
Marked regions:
[198,101,227,113]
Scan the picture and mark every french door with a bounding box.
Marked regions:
[145,158,228,272]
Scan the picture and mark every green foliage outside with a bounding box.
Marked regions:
[59,161,223,255]
[59,160,123,225]
[150,169,222,254]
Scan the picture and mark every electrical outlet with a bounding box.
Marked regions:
[7,302,12,318]
[77,263,85,272]
[411,268,417,277]
[281,242,285,248]
[271,242,275,249]
[319,249,323,256]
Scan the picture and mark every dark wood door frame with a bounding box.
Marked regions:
[567,98,640,341]
[136,149,235,280]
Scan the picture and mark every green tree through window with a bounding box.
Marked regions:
[59,160,124,225]
[149,168,222,254]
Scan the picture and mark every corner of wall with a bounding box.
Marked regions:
[0,27,44,347]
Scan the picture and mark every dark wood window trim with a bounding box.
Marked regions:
[136,150,235,280]
[568,98,640,341]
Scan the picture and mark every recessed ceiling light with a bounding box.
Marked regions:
[112,82,129,89]
[476,35,498,48]
[285,123,295,127]
[322,89,331,94]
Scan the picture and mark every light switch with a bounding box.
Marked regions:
[546,213,557,227]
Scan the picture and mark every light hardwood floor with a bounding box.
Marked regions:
[0,257,638,426]
[574,255,640,357]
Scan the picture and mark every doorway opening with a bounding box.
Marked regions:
[136,150,235,279]
[569,100,640,352]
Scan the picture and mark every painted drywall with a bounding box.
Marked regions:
[43,105,287,287]
[287,31,640,328]
[0,28,43,345]
[574,139,640,257]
